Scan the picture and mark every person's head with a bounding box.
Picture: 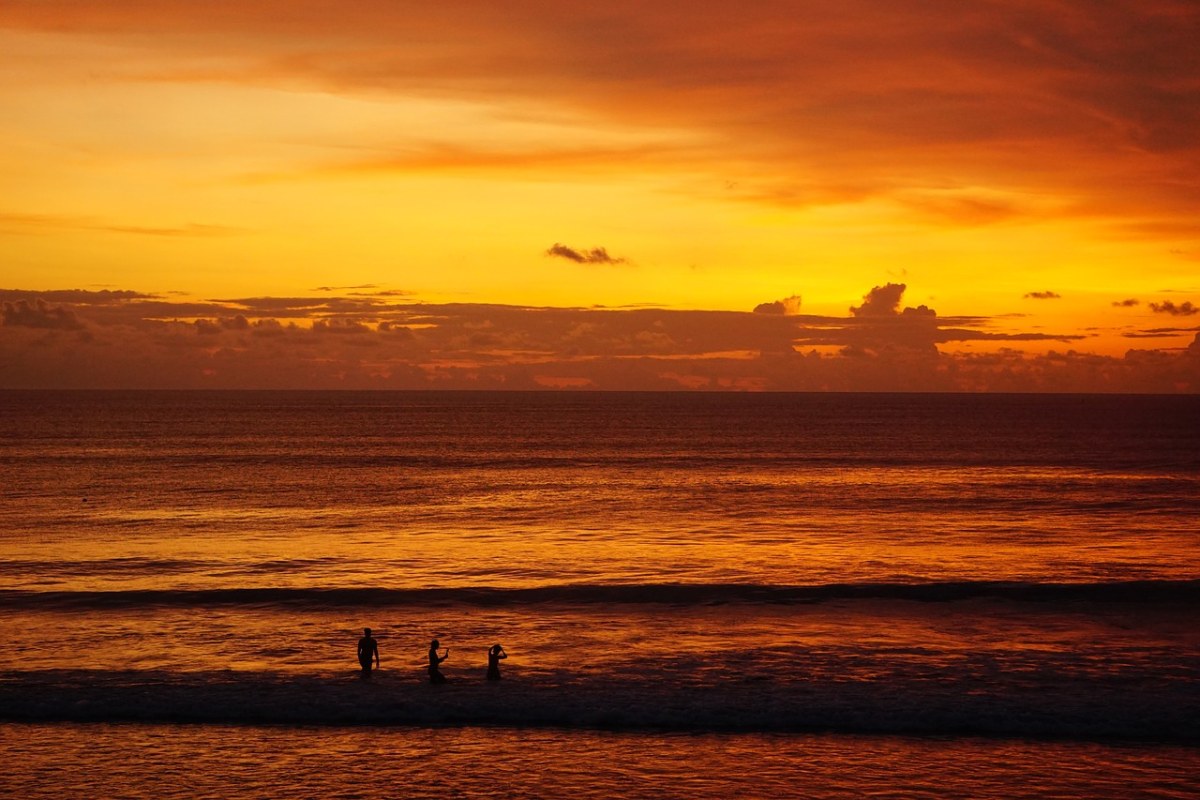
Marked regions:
[430,639,440,649]
[491,644,503,654]
[364,628,372,637]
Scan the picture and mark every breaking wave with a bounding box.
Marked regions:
[3,579,1198,610]
[1,668,1195,742]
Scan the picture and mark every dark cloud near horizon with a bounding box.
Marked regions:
[1,299,84,330]
[349,289,415,298]
[1113,298,1140,307]
[1025,291,1062,300]
[211,296,391,316]
[1149,300,1198,316]
[313,318,372,334]
[194,315,257,335]
[545,243,628,265]
[0,289,156,305]
[2,287,1193,392]
[850,283,908,317]
[849,284,936,319]
[1125,326,1200,336]
[753,295,801,316]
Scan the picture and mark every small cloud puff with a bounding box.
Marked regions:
[1024,291,1061,300]
[545,243,628,265]
[1149,300,1198,316]
[753,295,802,315]
[1112,298,1140,307]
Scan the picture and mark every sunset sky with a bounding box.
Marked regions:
[2,0,1198,390]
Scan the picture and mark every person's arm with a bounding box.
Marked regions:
[499,650,507,660]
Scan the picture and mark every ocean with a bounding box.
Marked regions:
[1,391,1198,798]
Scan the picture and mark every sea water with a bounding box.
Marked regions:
[1,391,1198,797]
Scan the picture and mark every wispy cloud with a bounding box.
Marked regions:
[545,243,628,266]
[8,1,1196,229]
[1024,291,1062,300]
[0,212,243,237]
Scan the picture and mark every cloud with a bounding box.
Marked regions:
[1,299,84,330]
[1122,331,1183,339]
[1025,291,1062,300]
[14,1,1200,227]
[194,315,254,335]
[850,283,920,317]
[753,295,802,315]
[0,212,242,238]
[99,223,242,237]
[900,191,1026,226]
[211,296,388,317]
[1113,298,1140,307]
[1149,300,1198,316]
[545,243,628,265]
[312,285,414,298]
[0,289,156,306]
[193,318,222,336]
[313,318,372,334]
[1,0,1197,248]
[850,283,905,317]
[351,289,415,298]
[0,286,1193,392]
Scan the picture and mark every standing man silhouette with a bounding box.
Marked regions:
[358,628,380,678]
[428,638,449,684]
[487,644,507,681]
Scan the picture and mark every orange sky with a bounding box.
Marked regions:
[2,1,1198,390]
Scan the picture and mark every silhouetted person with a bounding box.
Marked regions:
[487,644,507,681]
[428,638,448,684]
[358,628,380,678]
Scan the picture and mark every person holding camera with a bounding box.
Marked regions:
[428,638,449,684]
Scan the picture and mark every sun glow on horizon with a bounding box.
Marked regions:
[2,3,1198,390]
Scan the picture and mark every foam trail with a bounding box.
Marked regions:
[1,669,1196,741]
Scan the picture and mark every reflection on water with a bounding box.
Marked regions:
[1,724,1197,800]
[3,392,1199,593]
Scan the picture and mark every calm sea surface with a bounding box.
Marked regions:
[1,391,1198,797]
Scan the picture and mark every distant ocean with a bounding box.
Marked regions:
[1,391,1198,798]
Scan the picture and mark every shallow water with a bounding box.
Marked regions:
[1,725,1197,800]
